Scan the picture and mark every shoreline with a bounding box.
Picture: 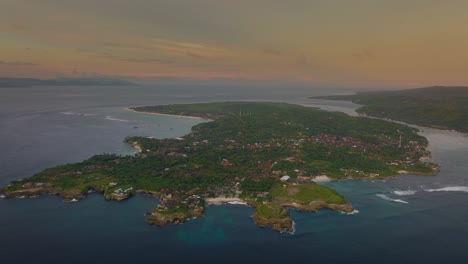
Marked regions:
[205,197,247,205]
[126,107,211,120]
[131,141,142,153]
[312,175,332,182]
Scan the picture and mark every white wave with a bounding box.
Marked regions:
[60,112,97,116]
[393,190,417,196]
[0,195,5,199]
[227,201,248,205]
[105,116,130,122]
[425,186,468,193]
[283,220,296,235]
[342,209,359,215]
[376,194,409,204]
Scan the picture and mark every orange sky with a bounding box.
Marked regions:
[1,0,468,87]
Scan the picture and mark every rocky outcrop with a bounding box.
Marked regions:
[146,207,204,226]
[251,200,353,233]
[280,201,354,213]
[252,207,294,233]
[58,190,85,201]
[105,192,131,201]
[0,183,101,201]
[0,186,60,198]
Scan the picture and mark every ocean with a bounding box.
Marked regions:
[1,84,467,263]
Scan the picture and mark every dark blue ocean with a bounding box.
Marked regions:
[1,84,467,263]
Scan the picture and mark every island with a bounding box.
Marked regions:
[0,102,438,232]
[311,86,468,133]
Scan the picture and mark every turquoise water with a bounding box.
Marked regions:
[1,85,467,263]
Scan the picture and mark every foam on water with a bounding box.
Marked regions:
[376,194,409,204]
[105,116,130,122]
[285,220,296,235]
[425,186,468,193]
[60,112,97,116]
[343,209,360,215]
[393,190,417,196]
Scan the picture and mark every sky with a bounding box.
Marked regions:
[1,0,468,87]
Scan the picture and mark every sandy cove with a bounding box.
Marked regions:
[204,197,248,205]
[312,175,332,182]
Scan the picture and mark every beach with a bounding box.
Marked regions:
[312,175,332,182]
[204,197,247,205]
[126,107,209,120]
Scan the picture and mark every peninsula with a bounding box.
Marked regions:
[312,86,468,133]
[0,102,438,232]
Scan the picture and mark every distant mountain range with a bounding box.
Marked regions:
[0,77,137,87]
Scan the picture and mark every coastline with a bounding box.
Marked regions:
[130,141,142,153]
[126,107,211,120]
[312,175,332,182]
[205,197,248,205]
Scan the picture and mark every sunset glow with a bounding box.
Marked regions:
[2,0,468,87]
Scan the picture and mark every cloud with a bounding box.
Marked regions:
[76,49,173,64]
[352,49,374,61]
[113,57,174,64]
[186,51,205,59]
[263,48,282,56]
[296,54,308,66]
[9,23,29,32]
[0,61,39,66]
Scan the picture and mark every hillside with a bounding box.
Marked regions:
[312,86,468,132]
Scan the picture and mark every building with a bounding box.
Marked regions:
[280,175,290,182]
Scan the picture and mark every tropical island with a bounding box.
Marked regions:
[0,102,438,232]
[311,86,468,133]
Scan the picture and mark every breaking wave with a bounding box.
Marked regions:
[425,186,468,193]
[60,112,97,116]
[105,116,130,122]
[393,190,417,196]
[284,220,296,235]
[376,194,409,204]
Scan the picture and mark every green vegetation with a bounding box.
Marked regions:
[270,182,347,205]
[256,203,288,219]
[0,102,438,231]
[312,86,468,133]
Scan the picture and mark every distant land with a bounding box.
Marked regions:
[0,102,438,232]
[312,86,468,133]
[0,77,136,88]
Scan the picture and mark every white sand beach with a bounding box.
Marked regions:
[126,108,209,120]
[312,175,332,182]
[205,197,246,205]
